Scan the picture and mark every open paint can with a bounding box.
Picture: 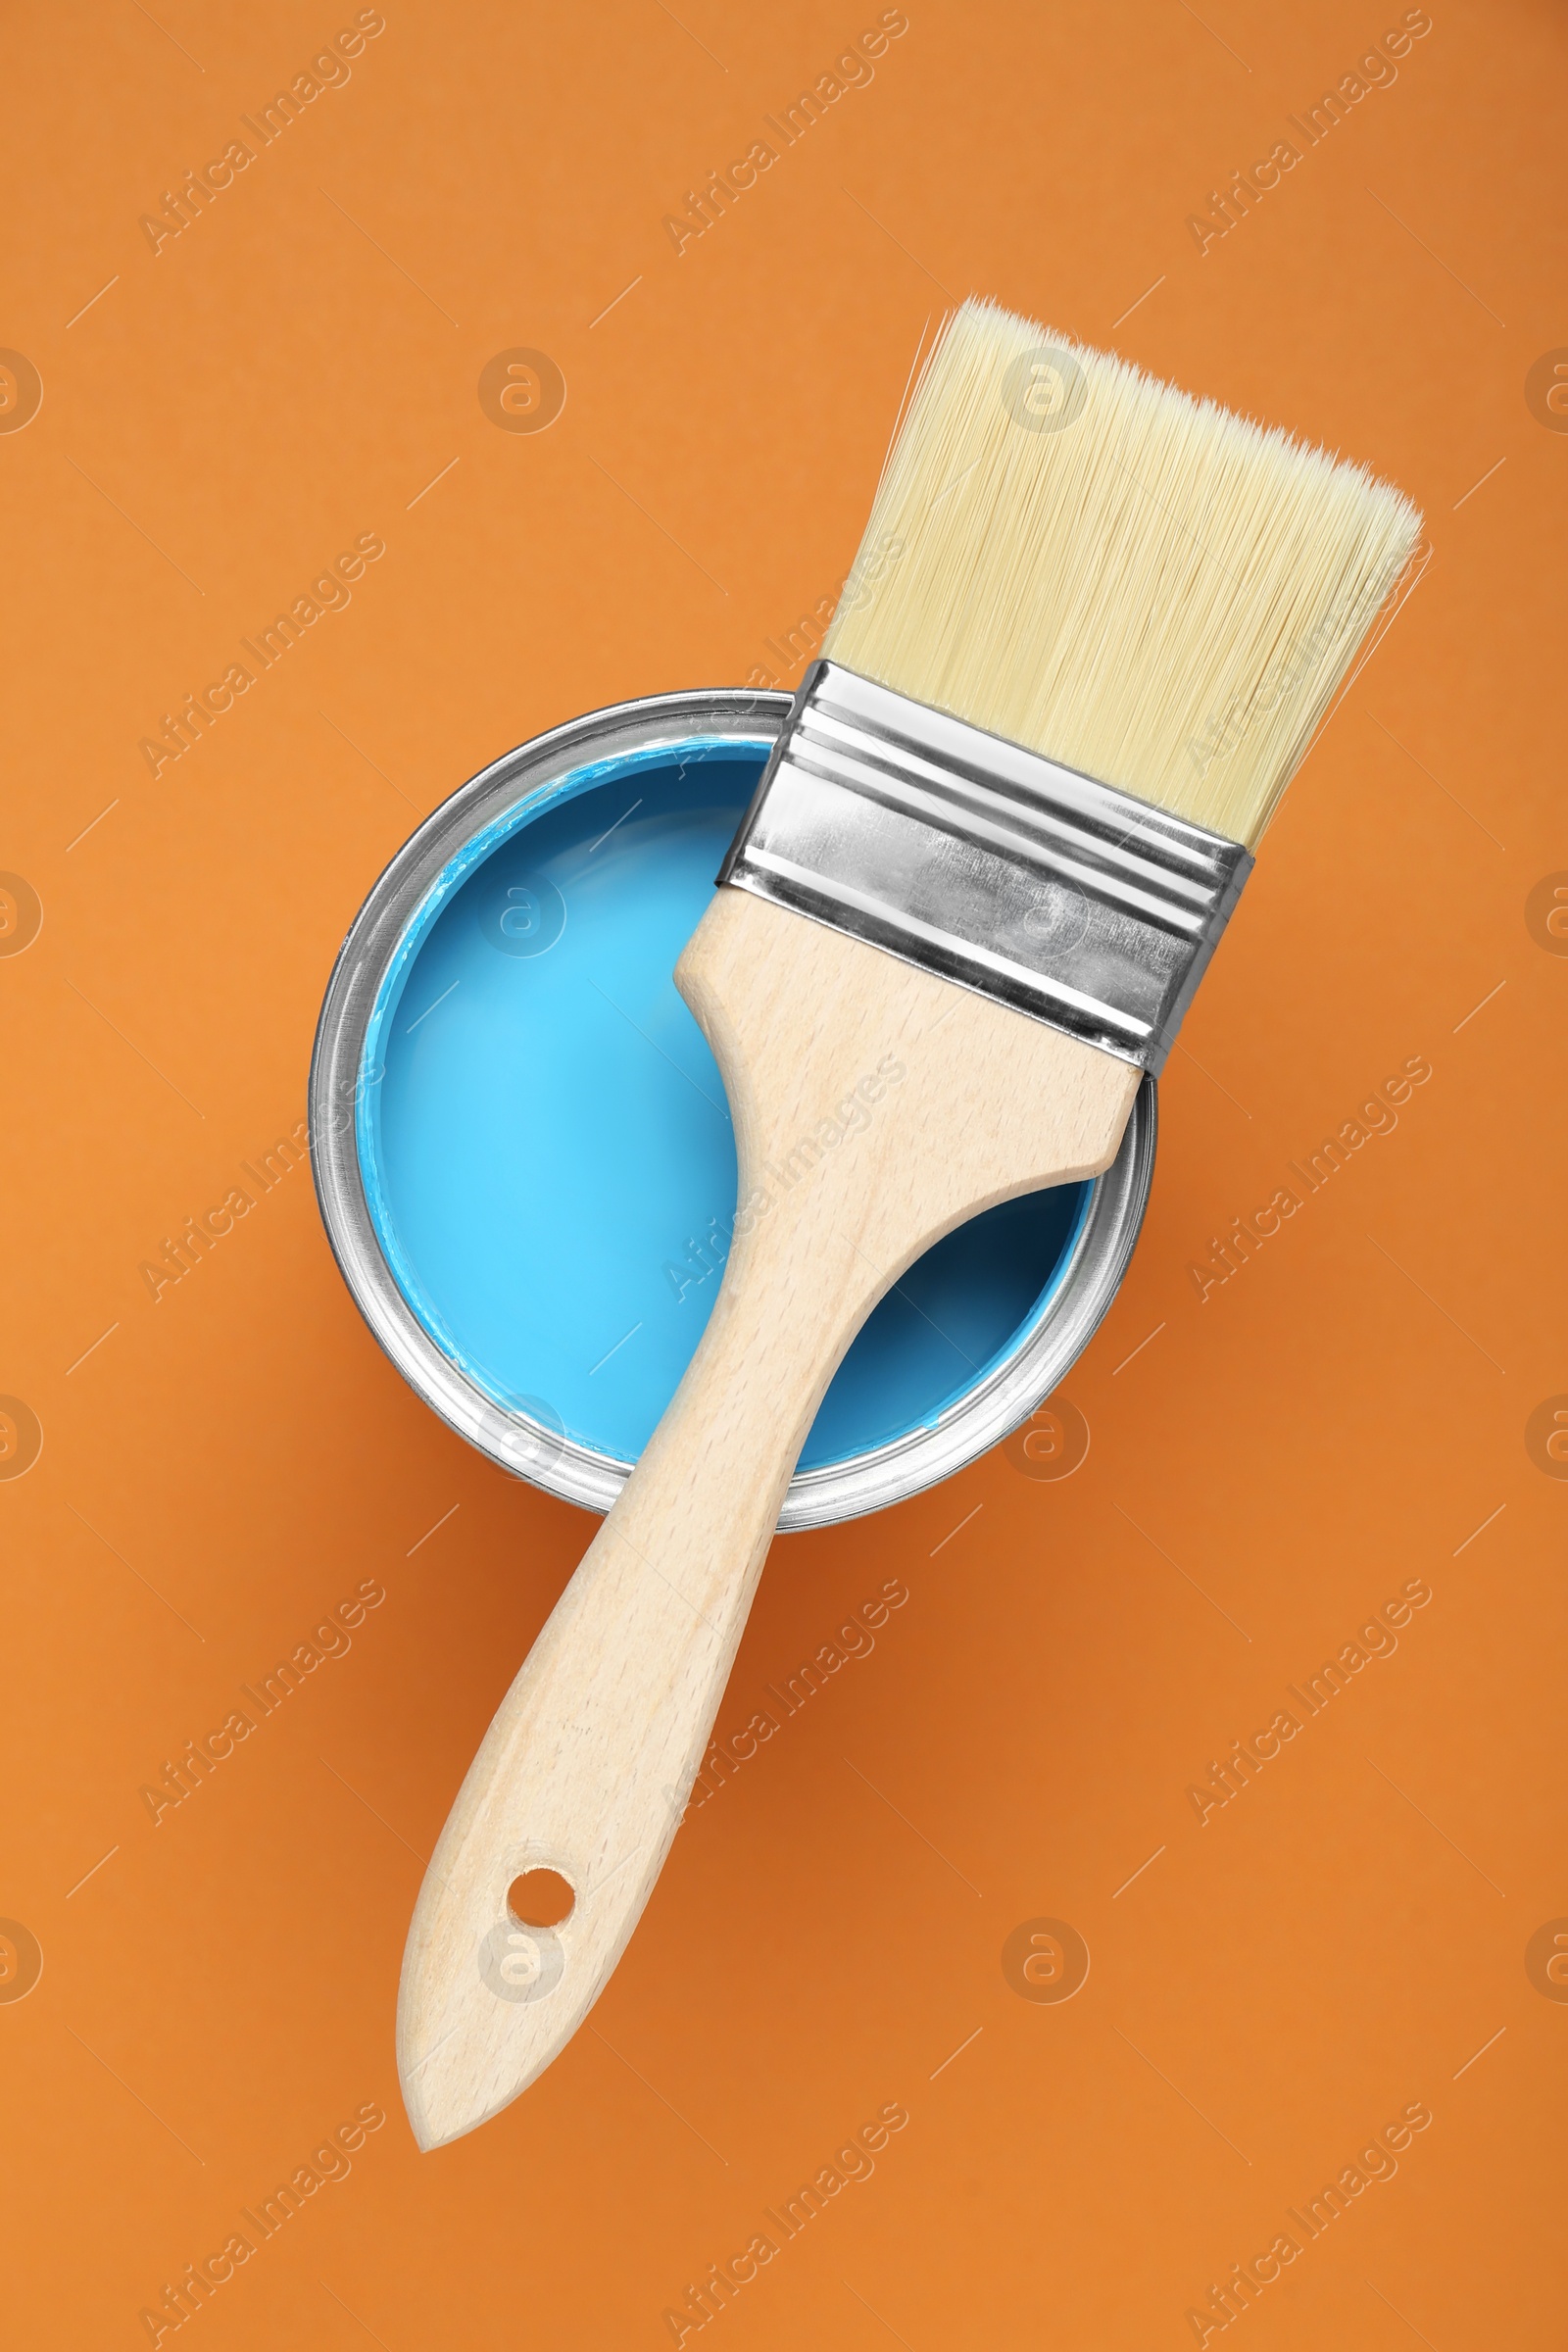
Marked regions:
[309,688,1156,1530]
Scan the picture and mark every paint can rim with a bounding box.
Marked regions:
[308,686,1155,1531]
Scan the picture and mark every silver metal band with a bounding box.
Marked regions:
[717,661,1252,1073]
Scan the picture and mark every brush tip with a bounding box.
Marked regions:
[826,298,1423,848]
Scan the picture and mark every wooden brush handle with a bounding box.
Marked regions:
[397,891,1138,2149]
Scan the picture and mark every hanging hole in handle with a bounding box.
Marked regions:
[508,1868,574,1928]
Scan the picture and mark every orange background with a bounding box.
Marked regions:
[2,0,1564,2343]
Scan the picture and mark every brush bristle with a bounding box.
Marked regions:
[824,299,1423,849]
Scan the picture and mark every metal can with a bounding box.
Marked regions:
[310,687,1155,1532]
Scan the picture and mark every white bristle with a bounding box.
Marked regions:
[825,299,1423,849]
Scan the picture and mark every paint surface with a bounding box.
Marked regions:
[364,741,1090,1470]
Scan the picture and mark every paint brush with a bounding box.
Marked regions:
[398,298,1422,2148]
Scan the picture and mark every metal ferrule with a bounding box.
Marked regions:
[716,660,1253,1074]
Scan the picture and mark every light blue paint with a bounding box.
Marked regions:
[360,739,1091,1471]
